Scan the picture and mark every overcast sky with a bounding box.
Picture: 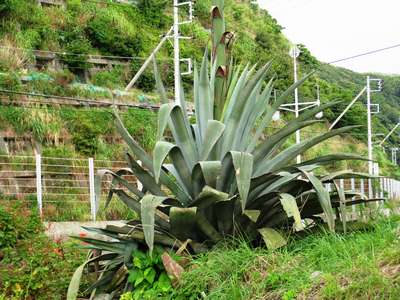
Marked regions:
[258,0,400,75]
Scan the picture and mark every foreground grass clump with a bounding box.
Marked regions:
[0,204,86,299]
[175,216,400,300]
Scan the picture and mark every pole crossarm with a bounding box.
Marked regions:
[279,101,319,113]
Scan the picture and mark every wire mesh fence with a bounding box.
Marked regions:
[0,154,137,222]
[0,154,399,222]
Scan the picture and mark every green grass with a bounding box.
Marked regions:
[174,215,400,300]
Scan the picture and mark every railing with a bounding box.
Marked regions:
[1,154,399,222]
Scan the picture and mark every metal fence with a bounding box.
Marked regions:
[1,154,399,221]
[0,154,137,221]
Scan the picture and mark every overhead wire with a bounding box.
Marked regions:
[327,43,400,65]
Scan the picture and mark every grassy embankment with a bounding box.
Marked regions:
[1,203,399,299]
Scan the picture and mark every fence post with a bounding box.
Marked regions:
[88,158,96,221]
[360,178,364,195]
[35,154,43,217]
[390,179,394,200]
[350,178,356,213]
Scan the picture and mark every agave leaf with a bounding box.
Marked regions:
[81,226,122,240]
[196,50,214,139]
[231,77,264,150]
[113,108,193,204]
[248,72,315,151]
[258,228,287,250]
[217,151,253,210]
[125,153,165,196]
[157,103,175,140]
[95,169,143,213]
[333,182,347,233]
[252,101,339,156]
[141,195,170,254]
[196,212,222,242]
[253,120,321,161]
[73,236,130,253]
[251,172,301,202]
[321,170,372,182]
[238,79,274,148]
[169,105,199,168]
[279,193,304,231]
[113,111,153,170]
[256,126,359,175]
[243,210,261,223]
[295,153,369,167]
[222,64,250,122]
[153,141,193,198]
[192,161,222,192]
[222,63,242,115]
[221,63,271,155]
[190,185,230,209]
[170,207,198,241]
[67,252,120,300]
[200,120,225,160]
[113,189,141,215]
[301,170,335,231]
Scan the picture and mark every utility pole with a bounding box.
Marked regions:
[290,45,301,164]
[172,0,193,106]
[125,1,193,102]
[366,76,373,193]
[366,76,383,198]
[173,0,181,106]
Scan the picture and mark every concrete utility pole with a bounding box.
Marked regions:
[173,0,181,106]
[290,45,301,164]
[366,76,383,198]
[172,0,193,106]
[125,1,193,101]
[366,76,373,186]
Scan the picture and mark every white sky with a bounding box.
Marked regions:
[258,0,400,74]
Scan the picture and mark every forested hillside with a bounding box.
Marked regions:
[0,0,399,175]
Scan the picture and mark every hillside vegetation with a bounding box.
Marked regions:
[0,0,399,176]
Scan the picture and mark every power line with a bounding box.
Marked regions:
[328,43,400,64]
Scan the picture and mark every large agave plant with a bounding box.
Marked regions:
[67,2,378,297]
[67,53,378,298]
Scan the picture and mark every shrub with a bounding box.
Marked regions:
[86,9,143,57]
[0,204,85,299]
[0,204,42,249]
[91,66,128,89]
[131,61,156,92]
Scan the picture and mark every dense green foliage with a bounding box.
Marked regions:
[0,203,86,299]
